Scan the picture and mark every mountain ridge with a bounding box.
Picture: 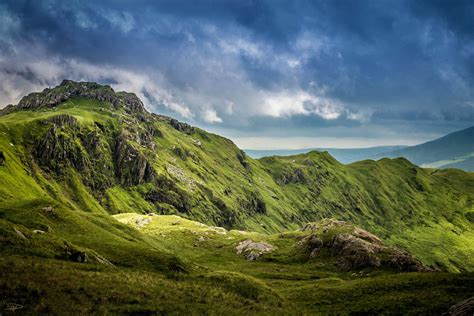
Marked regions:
[1,80,473,313]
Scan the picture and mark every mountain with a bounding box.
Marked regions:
[1,81,473,313]
[372,126,474,171]
[245,146,407,163]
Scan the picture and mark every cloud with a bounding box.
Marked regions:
[201,106,223,123]
[1,0,474,148]
[0,48,193,118]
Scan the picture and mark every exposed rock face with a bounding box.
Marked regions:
[330,233,382,270]
[170,118,195,134]
[144,176,192,213]
[388,249,427,272]
[114,133,155,186]
[0,150,5,166]
[445,296,474,316]
[237,150,250,170]
[5,79,145,114]
[240,191,267,215]
[33,114,114,190]
[278,166,307,185]
[236,239,275,260]
[299,219,428,272]
[298,234,324,258]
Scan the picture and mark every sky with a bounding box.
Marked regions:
[0,0,473,149]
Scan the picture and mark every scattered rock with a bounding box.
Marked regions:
[236,239,275,261]
[135,217,152,228]
[41,206,59,219]
[0,150,5,166]
[33,230,46,234]
[301,218,346,232]
[14,228,27,240]
[445,296,474,316]
[63,242,88,263]
[70,251,88,263]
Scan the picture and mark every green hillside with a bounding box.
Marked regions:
[1,81,473,313]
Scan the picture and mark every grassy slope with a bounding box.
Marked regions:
[0,97,473,271]
[2,213,473,314]
[0,92,473,313]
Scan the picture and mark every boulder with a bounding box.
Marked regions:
[445,296,474,316]
[236,239,274,261]
[330,233,382,270]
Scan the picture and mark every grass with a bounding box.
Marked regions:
[0,82,473,313]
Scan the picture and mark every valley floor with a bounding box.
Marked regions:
[2,214,473,315]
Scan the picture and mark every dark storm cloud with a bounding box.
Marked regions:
[0,0,473,147]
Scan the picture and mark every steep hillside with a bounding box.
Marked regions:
[0,80,473,275]
[373,126,474,170]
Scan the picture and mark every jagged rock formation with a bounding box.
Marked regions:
[169,118,195,134]
[277,166,307,185]
[114,132,155,186]
[1,79,145,114]
[33,114,114,190]
[299,219,428,272]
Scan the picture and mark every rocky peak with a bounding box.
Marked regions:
[2,80,146,115]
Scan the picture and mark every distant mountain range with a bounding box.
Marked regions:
[245,126,474,171]
[372,126,474,171]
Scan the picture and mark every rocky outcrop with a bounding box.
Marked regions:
[170,118,195,134]
[237,150,250,170]
[33,124,88,174]
[33,115,114,190]
[277,166,307,185]
[298,219,428,272]
[114,133,155,186]
[445,297,474,316]
[240,191,267,215]
[144,176,192,213]
[0,150,5,166]
[5,80,145,114]
[330,233,382,270]
[236,239,275,260]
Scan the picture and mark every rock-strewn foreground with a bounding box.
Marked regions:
[0,81,473,314]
